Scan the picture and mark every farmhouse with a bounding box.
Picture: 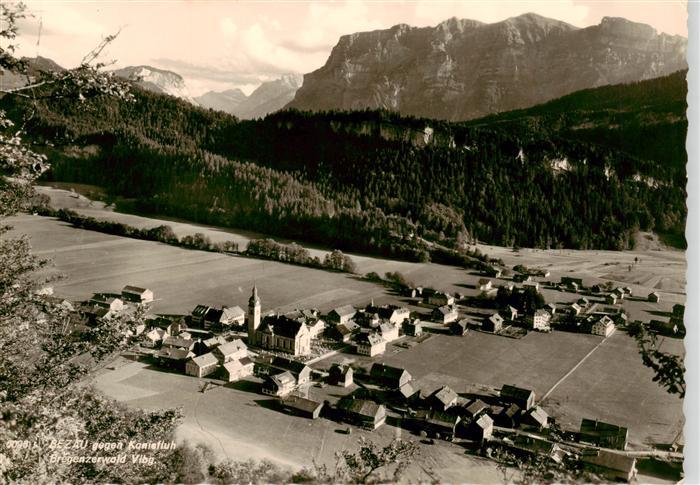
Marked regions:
[328,305,356,324]
[156,347,194,370]
[466,414,493,442]
[355,332,386,356]
[190,304,210,327]
[427,292,454,307]
[522,281,540,292]
[281,395,324,419]
[526,309,551,332]
[450,319,469,336]
[221,357,254,382]
[521,406,549,430]
[507,436,564,463]
[262,371,296,397]
[121,285,154,303]
[464,399,489,420]
[591,316,615,337]
[432,305,458,324]
[404,319,423,337]
[212,339,248,363]
[650,319,684,337]
[496,404,521,428]
[185,352,219,378]
[162,336,196,351]
[579,418,629,450]
[545,303,557,315]
[478,279,493,291]
[142,328,167,348]
[428,385,459,411]
[415,410,461,440]
[577,297,590,306]
[375,305,411,325]
[269,356,313,385]
[569,302,582,316]
[220,306,246,326]
[513,274,531,283]
[501,384,535,410]
[328,364,353,387]
[561,276,584,289]
[89,294,124,312]
[379,322,399,342]
[337,398,386,430]
[483,313,504,333]
[503,305,518,321]
[581,450,637,483]
[370,363,412,389]
[330,321,360,342]
[605,294,618,305]
[648,292,660,303]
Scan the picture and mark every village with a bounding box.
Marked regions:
[39,260,686,484]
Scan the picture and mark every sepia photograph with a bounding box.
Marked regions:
[0,1,695,483]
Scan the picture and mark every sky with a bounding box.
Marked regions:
[9,1,689,96]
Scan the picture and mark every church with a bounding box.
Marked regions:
[247,285,311,356]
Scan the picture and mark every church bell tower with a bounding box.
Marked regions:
[248,284,261,344]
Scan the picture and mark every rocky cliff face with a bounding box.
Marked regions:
[113,65,198,105]
[287,14,687,120]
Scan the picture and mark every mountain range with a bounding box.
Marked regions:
[287,13,687,120]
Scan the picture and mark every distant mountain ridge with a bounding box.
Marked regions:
[196,74,302,119]
[287,13,687,120]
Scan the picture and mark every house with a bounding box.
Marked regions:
[495,404,521,428]
[427,292,454,307]
[397,382,419,401]
[526,309,551,332]
[513,274,531,283]
[221,357,254,382]
[464,399,489,420]
[483,313,504,333]
[185,352,219,378]
[262,371,296,396]
[269,356,313,385]
[281,395,324,419]
[89,294,124,312]
[190,304,210,327]
[545,303,557,315]
[577,297,590,306]
[500,385,535,410]
[212,339,248,363]
[328,364,353,387]
[201,335,227,352]
[521,406,549,430]
[404,319,423,337]
[569,302,583,316]
[648,292,661,303]
[355,332,386,357]
[306,318,326,339]
[220,306,246,326]
[561,276,584,289]
[507,436,564,463]
[613,288,626,300]
[522,281,540,292]
[503,305,518,321]
[579,418,629,450]
[337,398,386,430]
[121,285,154,303]
[379,322,399,342]
[605,293,618,305]
[202,307,224,329]
[162,336,196,351]
[478,279,493,291]
[428,385,458,411]
[466,414,493,442]
[370,363,412,390]
[432,305,458,324]
[450,319,469,336]
[415,410,461,440]
[330,321,360,342]
[255,314,311,356]
[142,328,167,348]
[581,450,637,482]
[591,315,615,337]
[376,306,411,325]
[156,347,194,370]
[328,305,356,324]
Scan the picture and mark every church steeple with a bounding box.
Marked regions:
[248,284,261,345]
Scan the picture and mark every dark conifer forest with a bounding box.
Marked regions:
[3,70,687,261]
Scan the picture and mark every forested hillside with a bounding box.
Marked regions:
[2,70,687,260]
